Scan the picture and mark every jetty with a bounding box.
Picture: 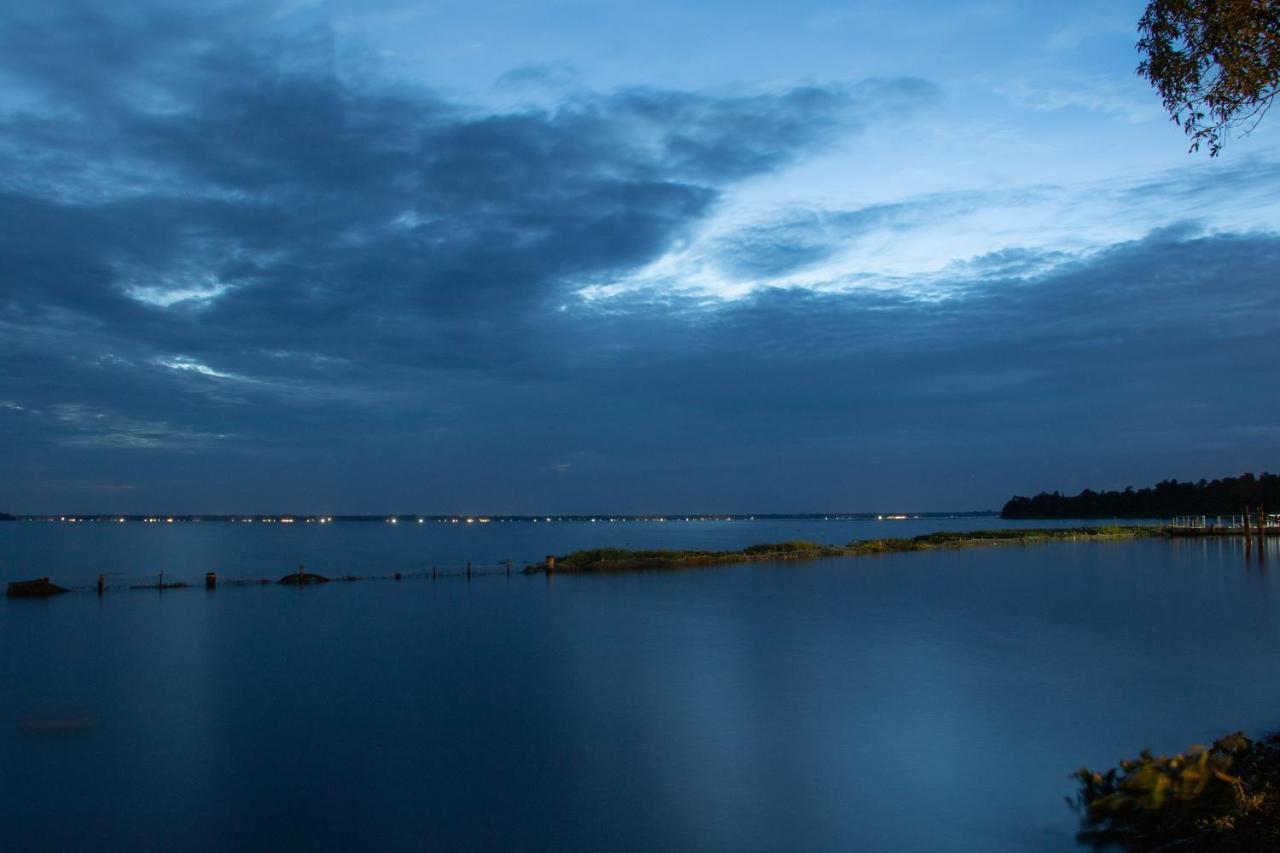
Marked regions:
[1165,508,1277,540]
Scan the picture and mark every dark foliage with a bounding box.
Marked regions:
[1075,731,1280,851]
[1138,0,1280,155]
[1002,472,1280,518]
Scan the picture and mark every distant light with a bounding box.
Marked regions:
[418,518,424,524]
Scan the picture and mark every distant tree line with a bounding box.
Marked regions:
[1001,473,1280,519]
[0,513,14,522]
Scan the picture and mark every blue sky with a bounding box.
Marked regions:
[2,0,1278,513]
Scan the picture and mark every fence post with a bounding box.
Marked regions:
[1245,508,1253,548]
[206,572,217,590]
[97,574,105,596]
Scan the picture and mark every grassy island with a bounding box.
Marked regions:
[525,526,1164,573]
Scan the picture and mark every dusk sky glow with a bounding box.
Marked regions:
[3,0,1279,513]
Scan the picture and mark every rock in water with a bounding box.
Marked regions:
[7,578,70,597]
[278,571,330,585]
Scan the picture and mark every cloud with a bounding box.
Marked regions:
[44,404,235,450]
[493,62,580,91]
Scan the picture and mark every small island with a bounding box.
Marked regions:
[525,526,1161,573]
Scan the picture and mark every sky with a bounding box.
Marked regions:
[2,0,1278,514]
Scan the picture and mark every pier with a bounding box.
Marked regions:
[1165,509,1277,538]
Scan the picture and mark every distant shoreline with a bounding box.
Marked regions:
[1001,472,1279,519]
[1,511,1003,525]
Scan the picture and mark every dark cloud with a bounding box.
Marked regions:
[493,62,580,91]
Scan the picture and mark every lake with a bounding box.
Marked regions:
[2,519,1274,852]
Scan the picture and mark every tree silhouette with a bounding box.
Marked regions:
[1002,472,1280,518]
[1138,0,1280,155]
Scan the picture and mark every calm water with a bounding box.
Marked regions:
[3,521,1275,852]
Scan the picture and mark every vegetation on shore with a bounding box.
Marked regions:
[1074,731,1280,851]
[525,526,1162,573]
[1002,472,1280,519]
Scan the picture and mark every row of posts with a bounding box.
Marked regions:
[1244,505,1268,550]
[94,560,528,595]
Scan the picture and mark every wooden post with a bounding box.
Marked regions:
[1259,505,1267,547]
[297,564,305,582]
[97,574,105,596]
[545,555,555,573]
[394,571,402,581]
[504,560,511,577]
[1244,508,1253,548]
[466,561,472,580]
[159,569,165,589]
[205,572,217,590]
[431,565,436,581]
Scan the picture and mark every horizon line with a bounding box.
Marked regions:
[4,511,1002,523]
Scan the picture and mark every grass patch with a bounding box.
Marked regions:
[526,526,1163,573]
